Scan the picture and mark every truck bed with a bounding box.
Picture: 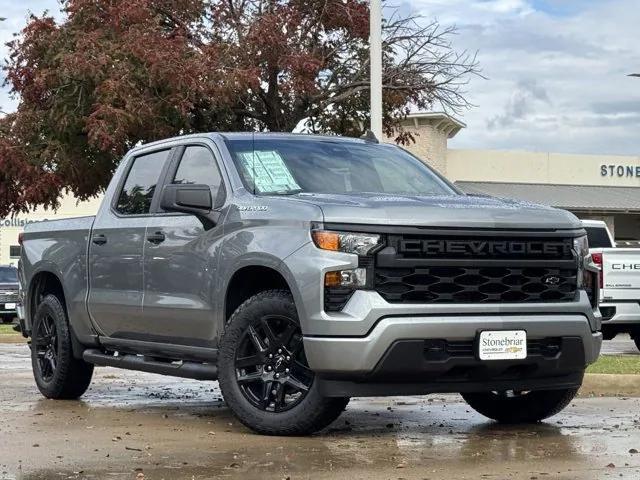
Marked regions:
[593,248,640,301]
[20,216,96,335]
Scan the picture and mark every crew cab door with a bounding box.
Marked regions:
[141,143,227,346]
[87,148,173,337]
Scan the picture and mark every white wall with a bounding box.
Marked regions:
[0,194,103,266]
[446,149,640,187]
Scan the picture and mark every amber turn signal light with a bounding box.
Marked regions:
[325,268,367,288]
[312,230,340,251]
[324,271,343,287]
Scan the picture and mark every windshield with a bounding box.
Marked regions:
[225,138,458,196]
[0,267,17,283]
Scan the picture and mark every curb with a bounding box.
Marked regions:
[579,373,640,397]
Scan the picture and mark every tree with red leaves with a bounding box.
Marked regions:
[0,0,480,216]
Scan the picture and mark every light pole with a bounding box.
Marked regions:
[370,0,383,140]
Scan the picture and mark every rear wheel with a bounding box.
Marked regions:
[218,290,349,435]
[461,387,579,423]
[633,336,640,352]
[31,294,94,399]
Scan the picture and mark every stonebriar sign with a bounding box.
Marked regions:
[601,164,640,178]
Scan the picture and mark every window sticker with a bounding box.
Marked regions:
[237,150,301,193]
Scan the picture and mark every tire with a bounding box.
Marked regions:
[31,294,94,399]
[1,315,14,324]
[218,289,349,435]
[633,336,640,353]
[461,387,579,424]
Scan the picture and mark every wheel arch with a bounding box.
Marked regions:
[224,263,299,322]
[28,270,90,358]
[28,269,68,321]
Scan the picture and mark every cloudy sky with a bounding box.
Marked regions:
[2,0,640,155]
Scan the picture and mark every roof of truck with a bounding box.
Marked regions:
[218,132,373,143]
[131,132,380,153]
[580,220,607,228]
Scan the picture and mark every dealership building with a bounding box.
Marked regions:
[395,112,640,243]
[1,113,639,265]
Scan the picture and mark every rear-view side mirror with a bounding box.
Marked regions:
[161,184,212,214]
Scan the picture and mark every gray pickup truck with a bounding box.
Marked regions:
[18,133,602,435]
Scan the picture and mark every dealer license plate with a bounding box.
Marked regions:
[3,303,16,310]
[478,330,527,360]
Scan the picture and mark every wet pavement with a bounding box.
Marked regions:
[1,344,640,480]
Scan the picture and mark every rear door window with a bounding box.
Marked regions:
[585,227,613,248]
[116,149,171,215]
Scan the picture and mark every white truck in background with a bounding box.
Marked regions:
[583,220,640,351]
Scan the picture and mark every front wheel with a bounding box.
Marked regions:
[461,387,579,423]
[218,290,349,435]
[31,294,94,399]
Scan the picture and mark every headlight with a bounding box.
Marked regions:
[312,230,380,256]
[573,235,589,259]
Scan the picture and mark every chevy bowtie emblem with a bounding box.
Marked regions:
[543,275,560,286]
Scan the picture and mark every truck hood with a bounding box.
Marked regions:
[293,193,581,230]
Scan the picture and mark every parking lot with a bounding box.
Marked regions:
[602,335,638,355]
[1,342,639,480]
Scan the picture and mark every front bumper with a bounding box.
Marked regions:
[0,305,17,316]
[306,314,601,397]
[304,312,602,374]
[600,302,640,325]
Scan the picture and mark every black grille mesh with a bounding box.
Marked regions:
[0,292,18,303]
[375,266,577,304]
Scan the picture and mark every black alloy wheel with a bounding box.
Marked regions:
[34,313,58,382]
[235,314,313,413]
[219,290,349,435]
[31,294,94,400]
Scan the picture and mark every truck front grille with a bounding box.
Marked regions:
[375,266,577,304]
[374,232,578,304]
[0,292,18,303]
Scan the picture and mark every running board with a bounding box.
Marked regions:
[83,349,218,381]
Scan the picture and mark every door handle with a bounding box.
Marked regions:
[92,234,107,246]
[146,231,166,244]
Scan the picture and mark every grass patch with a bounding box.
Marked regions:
[0,323,17,335]
[587,355,640,375]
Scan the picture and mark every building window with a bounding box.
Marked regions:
[9,245,20,258]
